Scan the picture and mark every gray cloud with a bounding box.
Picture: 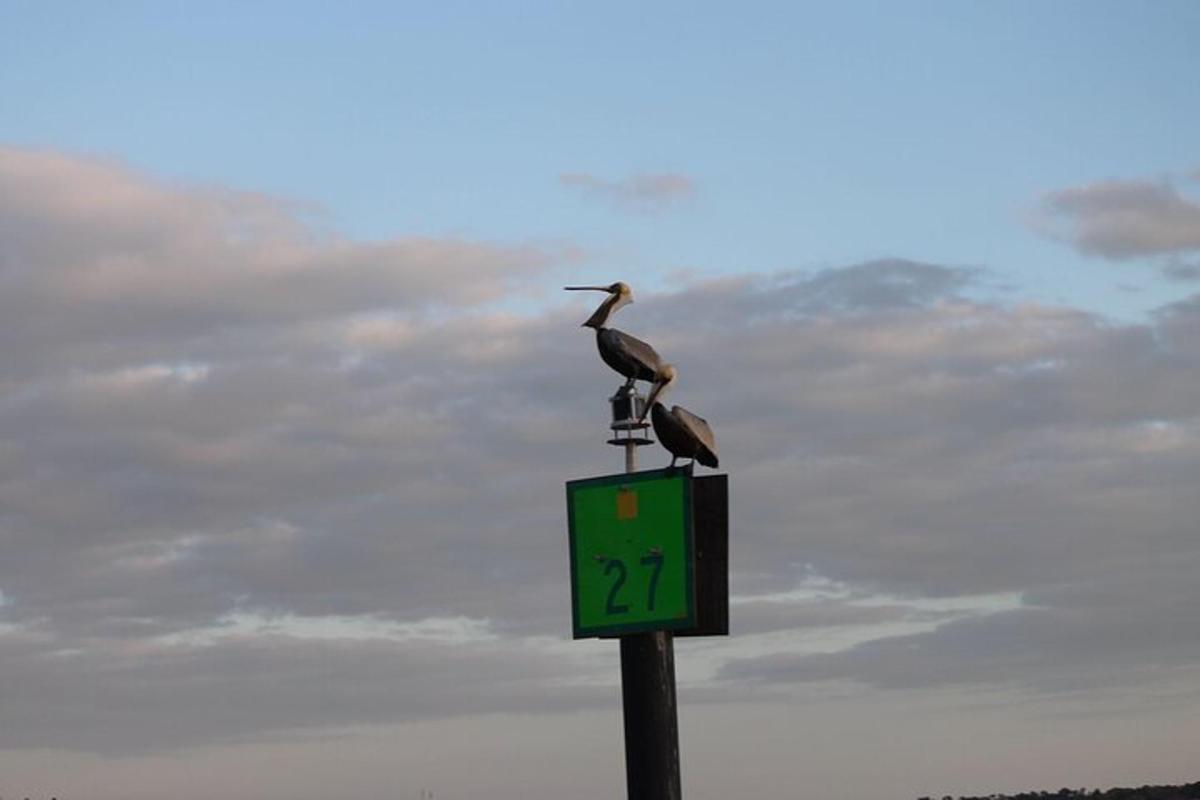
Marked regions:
[722,550,1200,695]
[1161,259,1200,281]
[0,148,564,382]
[1035,176,1200,260]
[0,626,615,754]
[5,150,1200,755]
[559,171,695,211]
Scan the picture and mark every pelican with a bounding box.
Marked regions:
[563,282,666,386]
[643,364,719,468]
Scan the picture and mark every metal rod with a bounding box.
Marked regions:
[619,434,682,800]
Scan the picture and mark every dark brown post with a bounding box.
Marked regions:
[614,386,682,800]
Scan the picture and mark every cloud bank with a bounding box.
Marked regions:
[4,148,1200,757]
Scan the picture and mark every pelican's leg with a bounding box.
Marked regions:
[669,455,677,468]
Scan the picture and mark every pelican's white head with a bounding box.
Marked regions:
[564,282,634,328]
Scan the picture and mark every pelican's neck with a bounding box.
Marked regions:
[643,373,675,412]
[582,292,628,329]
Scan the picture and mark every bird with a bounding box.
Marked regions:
[643,364,719,469]
[563,282,667,387]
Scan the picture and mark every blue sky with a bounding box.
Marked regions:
[3,4,1200,799]
[5,2,1199,315]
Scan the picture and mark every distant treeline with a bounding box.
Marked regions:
[919,782,1200,800]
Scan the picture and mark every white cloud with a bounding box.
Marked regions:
[157,612,498,647]
[1034,174,1200,259]
[560,171,695,211]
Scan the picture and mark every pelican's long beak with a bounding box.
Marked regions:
[563,286,612,292]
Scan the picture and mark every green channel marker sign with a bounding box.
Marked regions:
[566,468,695,638]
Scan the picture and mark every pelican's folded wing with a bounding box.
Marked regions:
[599,328,662,382]
[672,405,718,468]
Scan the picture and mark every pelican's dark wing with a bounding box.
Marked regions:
[651,401,691,461]
[671,405,718,467]
[598,327,662,382]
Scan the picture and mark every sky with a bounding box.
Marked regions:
[2,2,1200,799]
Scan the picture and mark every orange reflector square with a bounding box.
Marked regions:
[616,488,638,520]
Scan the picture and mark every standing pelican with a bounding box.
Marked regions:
[563,282,666,386]
[643,364,719,468]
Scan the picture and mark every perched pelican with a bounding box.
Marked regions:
[643,364,719,468]
[563,282,666,386]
